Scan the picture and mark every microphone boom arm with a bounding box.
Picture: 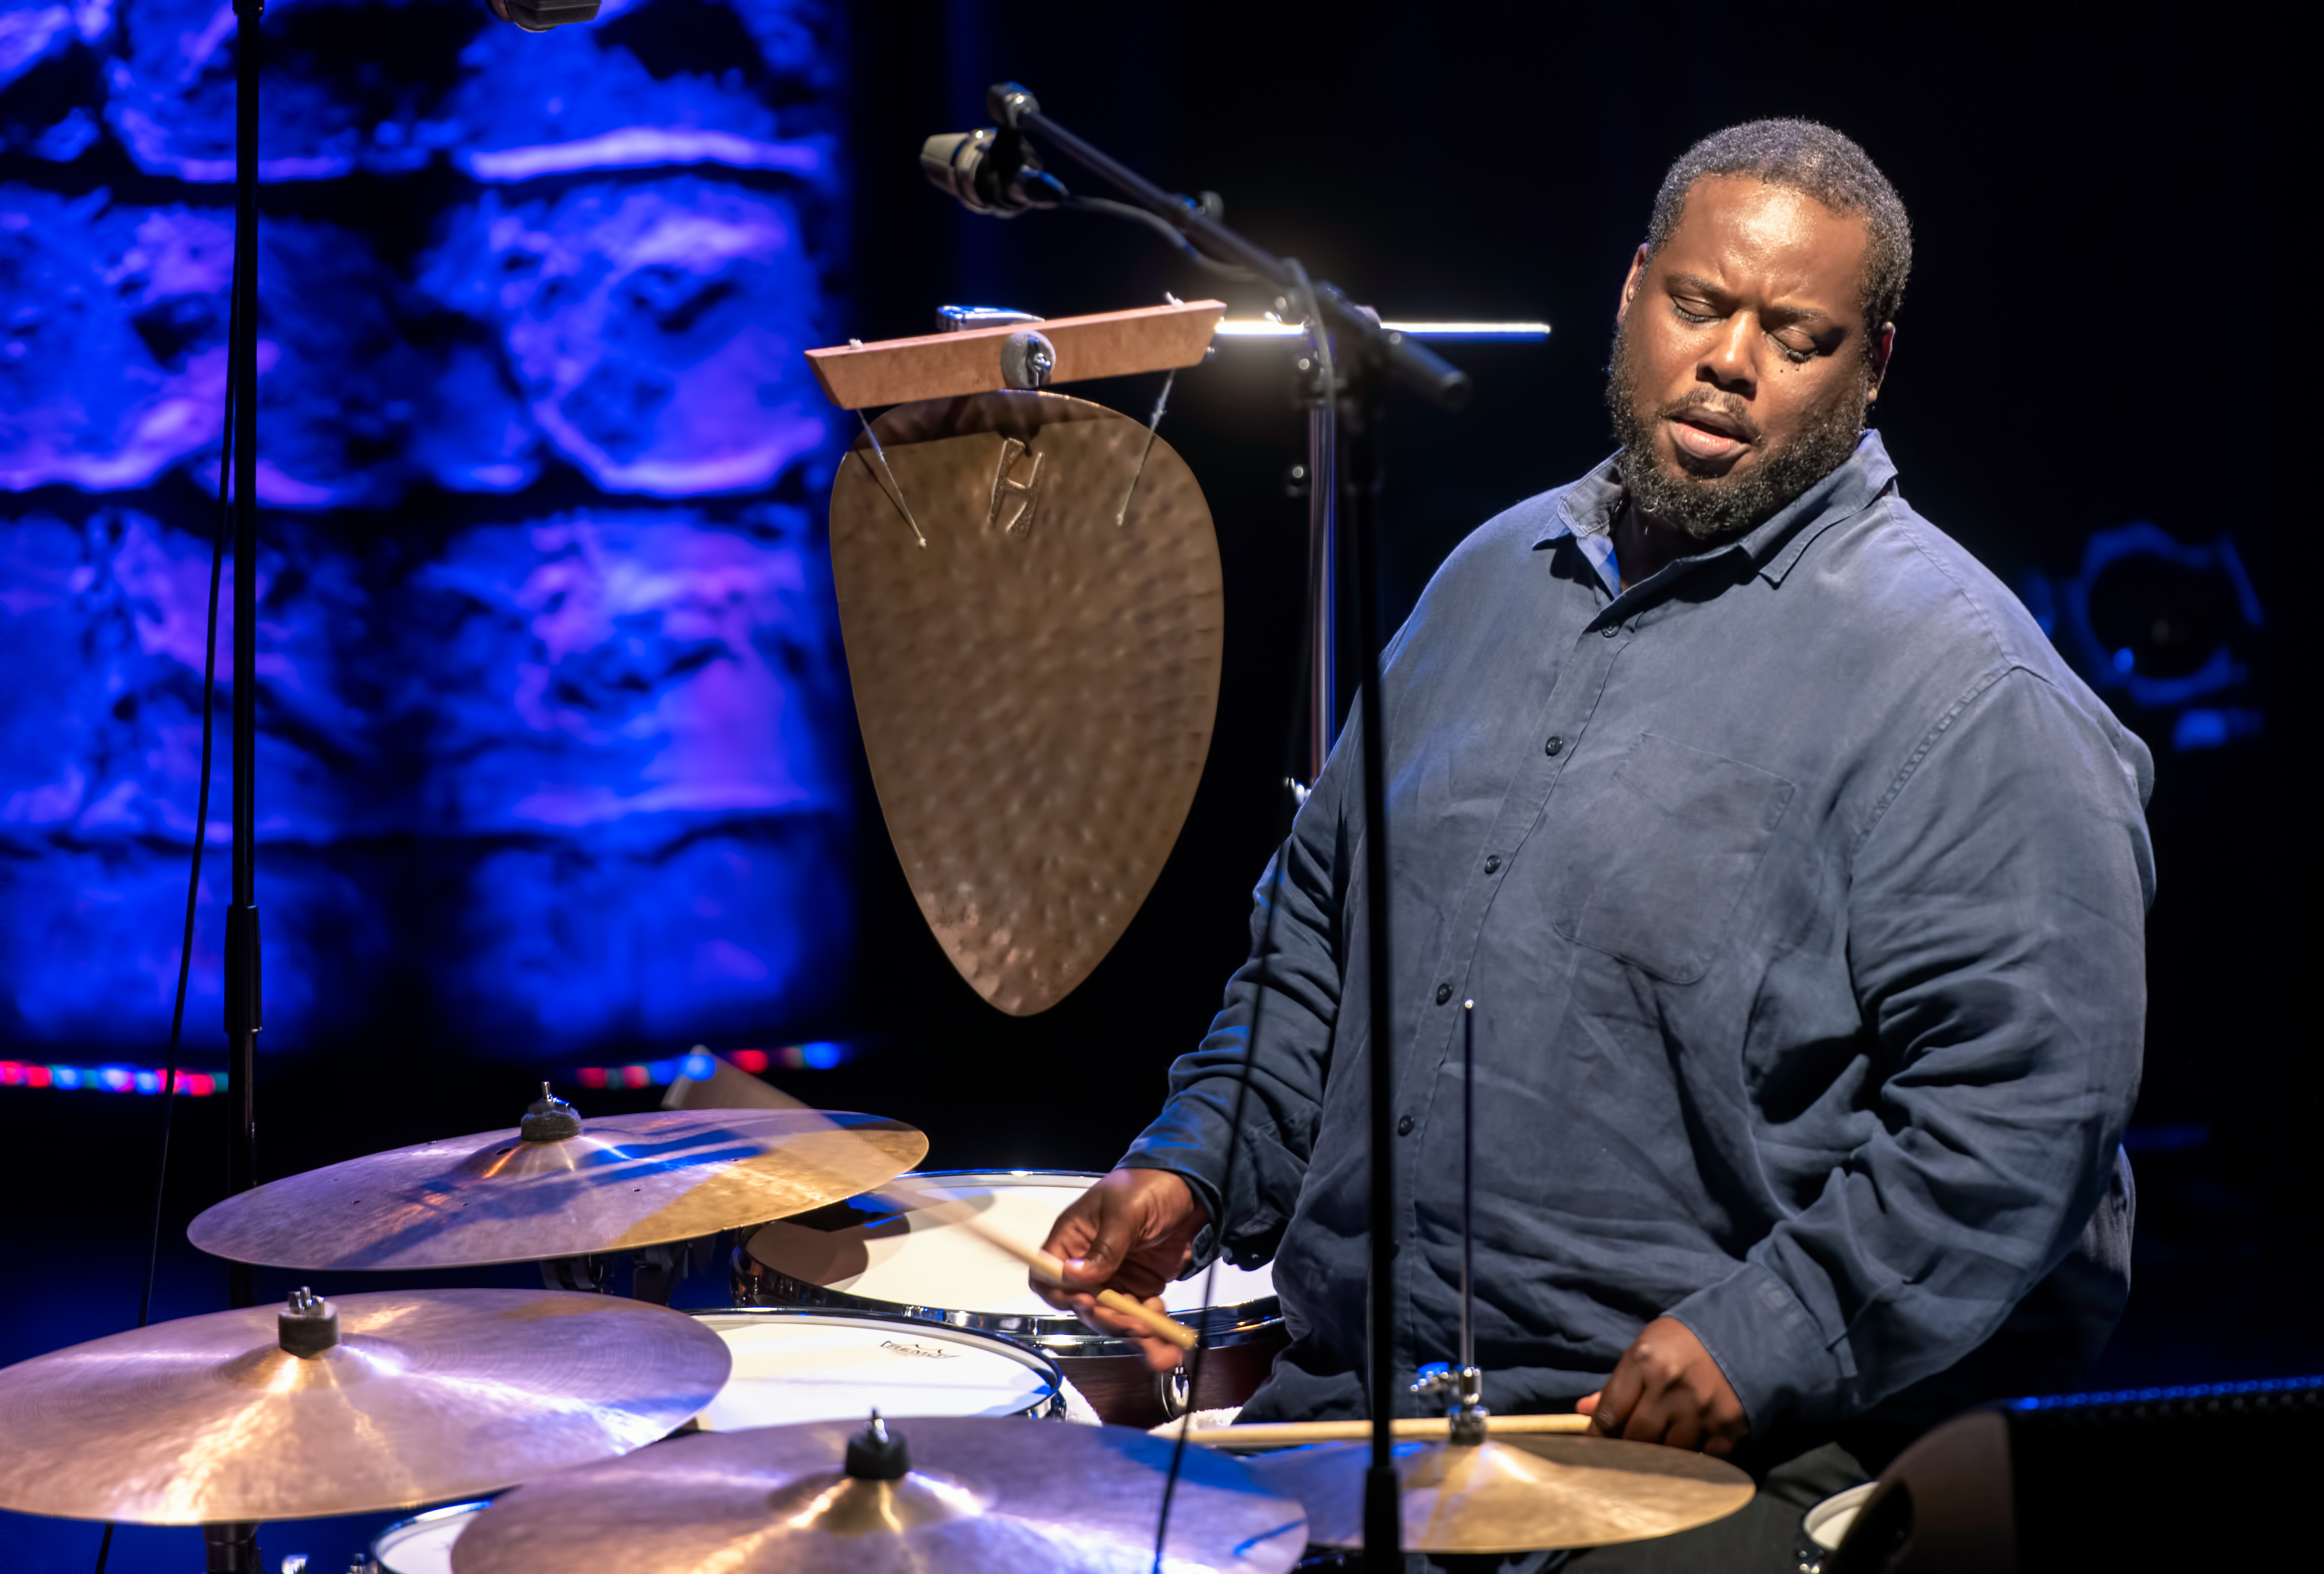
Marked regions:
[984,83,1472,411]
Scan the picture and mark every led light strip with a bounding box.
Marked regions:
[1211,319,1552,340]
[573,1042,850,1089]
[0,1061,227,1095]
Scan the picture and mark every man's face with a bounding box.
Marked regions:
[1607,175,1890,539]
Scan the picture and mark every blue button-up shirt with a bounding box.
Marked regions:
[1123,433,2154,1443]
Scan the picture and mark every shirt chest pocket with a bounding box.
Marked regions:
[1542,732,1797,984]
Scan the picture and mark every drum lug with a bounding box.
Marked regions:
[1158,1362,1193,1419]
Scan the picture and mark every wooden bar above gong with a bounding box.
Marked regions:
[807,300,1226,410]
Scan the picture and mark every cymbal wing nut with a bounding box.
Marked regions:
[277,1289,339,1359]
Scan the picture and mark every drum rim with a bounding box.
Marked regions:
[679,1305,1066,1420]
[743,1170,1283,1347]
[370,1498,492,1554]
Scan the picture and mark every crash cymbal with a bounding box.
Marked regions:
[450,1416,1307,1574]
[0,1289,729,1524]
[188,1097,927,1271]
[1246,1435,1755,1554]
[831,390,1223,1016]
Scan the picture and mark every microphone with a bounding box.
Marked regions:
[485,0,601,30]
[920,127,1069,217]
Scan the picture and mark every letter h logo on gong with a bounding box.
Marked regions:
[988,438,1044,538]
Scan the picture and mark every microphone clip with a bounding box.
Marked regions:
[920,126,1066,218]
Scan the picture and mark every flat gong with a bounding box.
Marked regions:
[831,391,1222,1015]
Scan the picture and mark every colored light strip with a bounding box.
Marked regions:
[2010,1373,2323,1410]
[571,1042,850,1090]
[0,1061,226,1096]
[1211,319,1551,341]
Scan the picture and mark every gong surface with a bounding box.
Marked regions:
[831,391,1223,1015]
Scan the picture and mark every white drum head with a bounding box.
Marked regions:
[749,1172,1276,1315]
[371,1501,487,1574]
[689,1312,1057,1429]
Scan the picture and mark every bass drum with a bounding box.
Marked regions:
[683,1308,1064,1427]
[736,1169,1286,1429]
[368,1501,489,1574]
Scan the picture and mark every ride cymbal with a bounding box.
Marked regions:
[0,1289,729,1524]
[188,1101,927,1272]
[1246,1434,1754,1554]
[831,391,1224,1016]
[450,1416,1306,1574]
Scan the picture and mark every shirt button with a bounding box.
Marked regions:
[1601,624,1620,638]
[1543,735,1565,757]
[1483,854,1502,873]
[1435,983,1453,1005]
[1397,1114,1415,1136]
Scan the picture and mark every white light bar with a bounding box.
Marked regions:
[1380,321,1551,341]
[1212,319,1551,342]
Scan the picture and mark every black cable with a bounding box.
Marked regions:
[1152,270,1335,1571]
[1064,194,1259,282]
[91,234,239,1574]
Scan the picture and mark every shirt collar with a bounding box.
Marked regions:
[1538,430,1899,593]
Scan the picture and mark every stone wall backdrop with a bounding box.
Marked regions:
[0,0,854,1064]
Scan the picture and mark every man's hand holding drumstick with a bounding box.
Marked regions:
[1033,1168,1210,1374]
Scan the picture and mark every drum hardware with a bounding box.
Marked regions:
[367,1501,492,1574]
[0,1289,731,1525]
[446,1414,1308,1574]
[185,1099,927,1272]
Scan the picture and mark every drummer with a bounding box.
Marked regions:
[1037,119,2151,1570]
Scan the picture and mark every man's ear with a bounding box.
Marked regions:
[1866,322,1896,403]
[1616,244,1651,325]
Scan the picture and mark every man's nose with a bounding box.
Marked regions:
[1697,312,1757,395]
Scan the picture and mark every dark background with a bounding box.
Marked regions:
[5,4,2303,1568]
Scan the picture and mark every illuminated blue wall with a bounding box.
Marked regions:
[0,0,852,1057]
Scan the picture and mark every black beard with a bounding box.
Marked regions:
[1604,316,1871,541]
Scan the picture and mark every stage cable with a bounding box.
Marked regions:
[1151,260,1336,1573]
[90,251,239,1574]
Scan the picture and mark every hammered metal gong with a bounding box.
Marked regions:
[830,391,1222,1015]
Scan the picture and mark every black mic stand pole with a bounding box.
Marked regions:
[982,84,1469,1566]
[223,0,264,1323]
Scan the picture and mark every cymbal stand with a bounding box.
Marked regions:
[201,1520,260,1572]
[221,0,266,1313]
[1413,1000,1488,1445]
[980,81,1472,1567]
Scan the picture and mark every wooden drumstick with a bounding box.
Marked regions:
[1156,1413,1595,1448]
[667,1060,1201,1354]
[874,1183,1200,1353]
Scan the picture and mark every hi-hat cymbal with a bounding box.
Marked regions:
[1246,1434,1755,1554]
[0,1289,730,1524]
[188,1104,927,1271]
[450,1416,1308,1574]
[831,390,1223,1017]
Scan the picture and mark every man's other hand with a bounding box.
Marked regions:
[1575,1317,1748,1456]
[1035,1168,1208,1373]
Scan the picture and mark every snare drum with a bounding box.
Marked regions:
[368,1501,489,1574]
[684,1308,1064,1428]
[735,1169,1288,1428]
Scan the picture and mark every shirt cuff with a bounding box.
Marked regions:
[1664,1259,1846,1435]
[1116,1157,1227,1277]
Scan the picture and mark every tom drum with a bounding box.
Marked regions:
[736,1169,1286,1428]
[682,1308,1064,1429]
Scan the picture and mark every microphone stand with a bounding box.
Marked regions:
[983,83,1472,1566]
[222,0,264,1319]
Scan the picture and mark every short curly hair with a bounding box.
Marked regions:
[1644,119,1912,331]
